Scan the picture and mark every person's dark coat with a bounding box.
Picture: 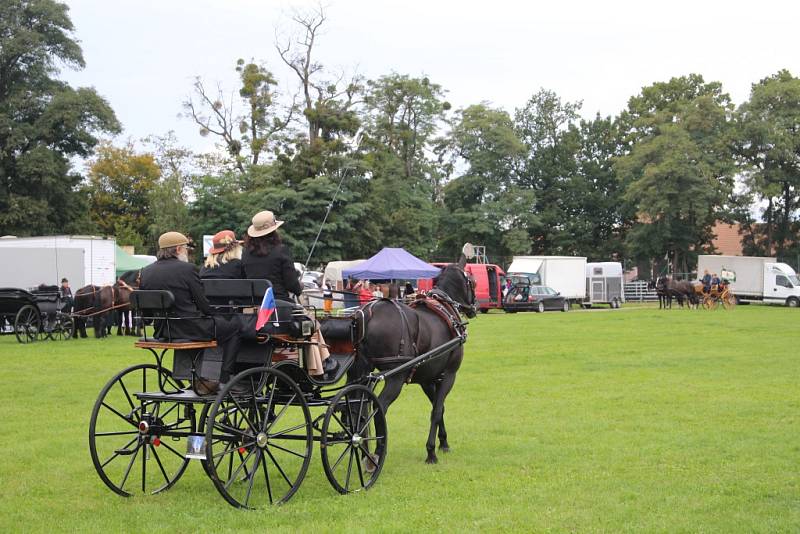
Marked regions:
[199,258,245,280]
[139,257,240,381]
[140,258,225,341]
[242,245,302,301]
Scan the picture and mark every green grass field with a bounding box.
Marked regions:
[0,305,798,532]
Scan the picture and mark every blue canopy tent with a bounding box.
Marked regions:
[341,247,440,280]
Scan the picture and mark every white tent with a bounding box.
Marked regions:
[323,260,366,289]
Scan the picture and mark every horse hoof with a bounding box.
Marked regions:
[439,445,450,453]
[425,456,438,464]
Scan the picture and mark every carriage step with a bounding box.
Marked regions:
[114,448,137,456]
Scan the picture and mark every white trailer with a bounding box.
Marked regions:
[584,262,625,308]
[507,256,587,302]
[697,255,800,307]
[0,236,117,287]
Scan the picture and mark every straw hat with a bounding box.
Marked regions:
[247,210,284,237]
[158,231,191,249]
[209,230,240,254]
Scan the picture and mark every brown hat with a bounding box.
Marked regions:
[247,210,284,238]
[209,230,240,254]
[158,231,191,249]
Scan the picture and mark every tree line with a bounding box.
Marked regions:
[2,2,799,274]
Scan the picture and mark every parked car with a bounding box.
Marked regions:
[503,284,570,313]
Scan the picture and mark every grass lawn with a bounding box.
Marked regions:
[0,304,798,532]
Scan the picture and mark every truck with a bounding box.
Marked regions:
[418,263,506,313]
[0,235,117,289]
[697,255,800,307]
[584,262,625,308]
[506,256,587,303]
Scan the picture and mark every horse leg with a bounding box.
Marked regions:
[420,381,450,453]
[116,311,123,336]
[376,376,405,415]
[424,372,457,464]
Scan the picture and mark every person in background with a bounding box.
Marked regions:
[200,230,245,279]
[59,278,73,313]
[371,283,383,299]
[242,210,334,378]
[355,280,372,305]
[404,282,415,298]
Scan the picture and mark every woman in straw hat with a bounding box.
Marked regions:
[200,229,245,279]
[242,210,334,378]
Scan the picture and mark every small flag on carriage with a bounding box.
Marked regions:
[255,286,276,330]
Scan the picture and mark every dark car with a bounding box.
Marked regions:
[503,284,570,313]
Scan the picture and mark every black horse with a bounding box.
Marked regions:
[652,277,697,309]
[648,278,671,309]
[350,252,477,464]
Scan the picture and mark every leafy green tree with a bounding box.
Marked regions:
[439,104,529,258]
[86,143,160,250]
[735,69,800,257]
[0,0,120,236]
[573,115,633,260]
[617,74,735,272]
[514,90,582,254]
[359,74,451,257]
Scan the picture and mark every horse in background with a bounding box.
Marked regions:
[648,278,671,309]
[654,276,698,309]
[71,271,141,338]
[114,270,141,336]
[73,285,114,338]
[350,246,477,464]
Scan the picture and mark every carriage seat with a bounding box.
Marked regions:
[129,290,217,349]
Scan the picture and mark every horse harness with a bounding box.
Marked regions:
[356,290,468,383]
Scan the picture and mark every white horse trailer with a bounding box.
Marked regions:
[584,262,624,308]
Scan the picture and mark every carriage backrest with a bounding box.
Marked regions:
[129,290,176,317]
[202,278,271,307]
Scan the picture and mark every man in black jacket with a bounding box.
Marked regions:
[140,231,240,395]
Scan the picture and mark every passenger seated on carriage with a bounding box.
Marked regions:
[711,273,721,292]
[139,231,241,395]
[241,210,335,378]
[199,230,245,280]
[701,269,712,294]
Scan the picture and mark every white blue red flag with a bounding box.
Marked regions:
[255,286,276,330]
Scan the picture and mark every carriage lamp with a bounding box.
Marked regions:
[301,318,313,337]
[138,420,149,434]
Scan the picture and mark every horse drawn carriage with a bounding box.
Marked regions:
[88,262,475,509]
[698,282,736,310]
[0,287,74,343]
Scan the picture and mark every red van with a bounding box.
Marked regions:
[418,263,506,313]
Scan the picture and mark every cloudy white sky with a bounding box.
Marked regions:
[62,0,800,153]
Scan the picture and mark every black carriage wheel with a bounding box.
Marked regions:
[89,364,192,497]
[48,313,75,341]
[14,305,40,344]
[205,367,313,509]
[321,384,387,495]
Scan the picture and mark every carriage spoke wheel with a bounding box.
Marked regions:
[205,367,312,509]
[321,384,387,495]
[702,296,718,310]
[722,293,736,310]
[89,364,192,497]
[48,313,75,341]
[14,305,40,343]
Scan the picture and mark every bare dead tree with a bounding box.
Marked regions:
[275,5,361,145]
